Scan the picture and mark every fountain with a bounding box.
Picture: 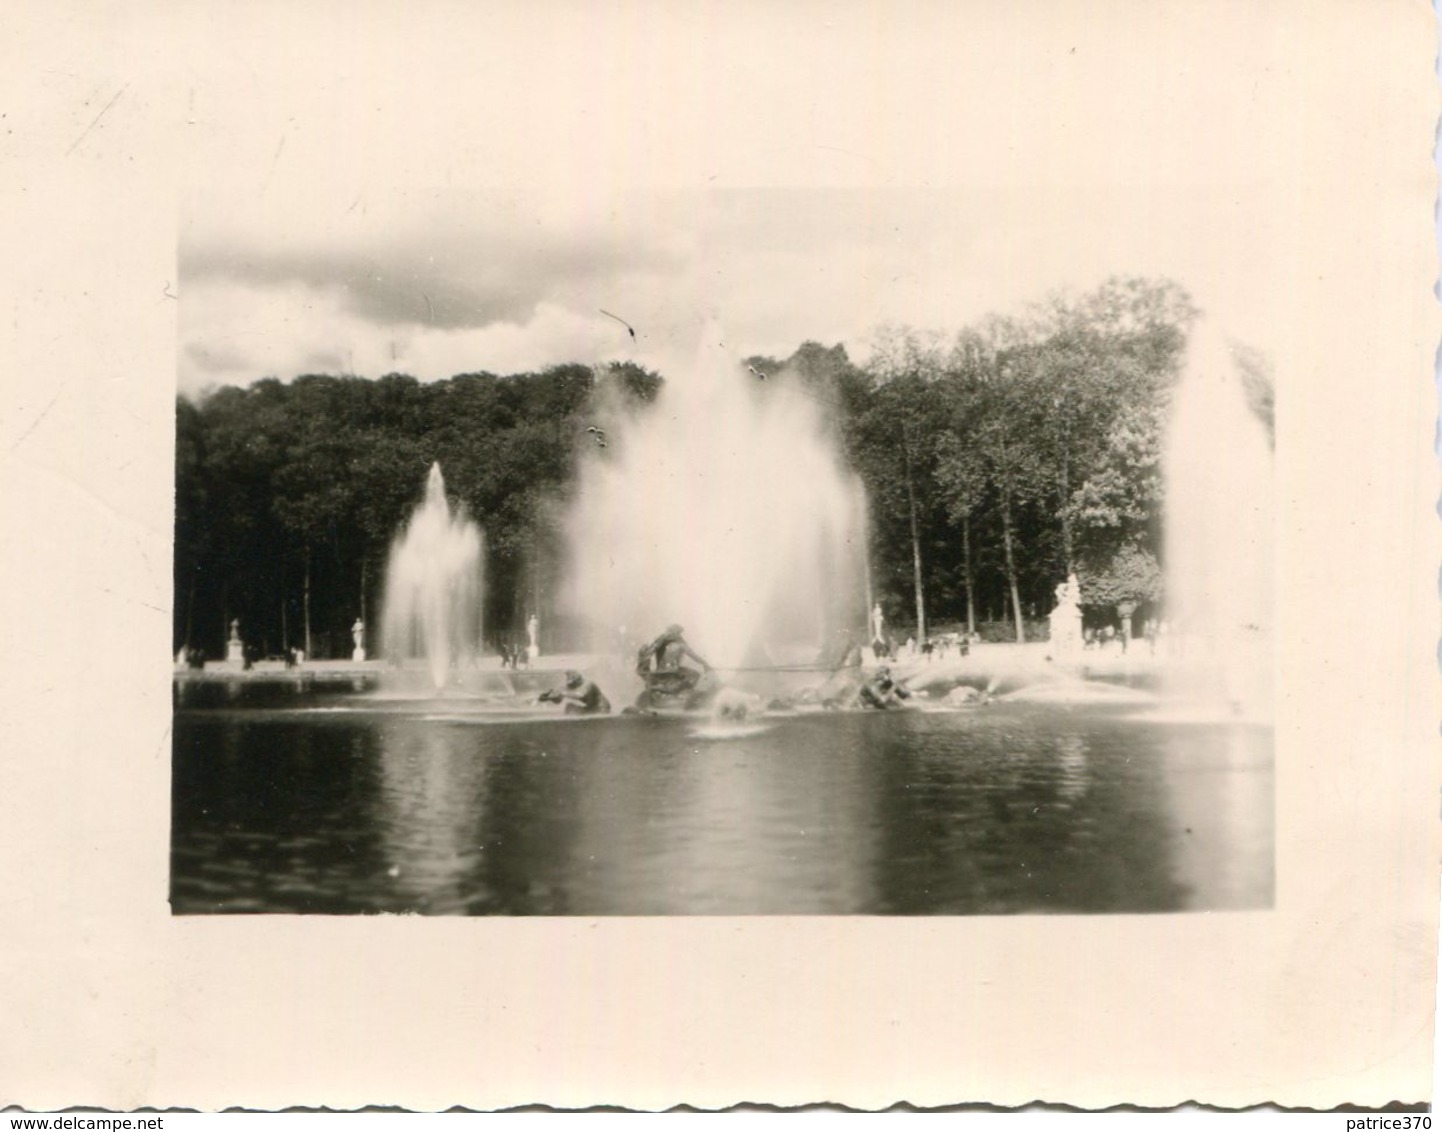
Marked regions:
[1161,323,1274,719]
[380,463,485,691]
[174,324,1276,918]
[560,323,866,692]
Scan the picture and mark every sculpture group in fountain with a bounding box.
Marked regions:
[1048,573,1083,660]
[558,320,865,673]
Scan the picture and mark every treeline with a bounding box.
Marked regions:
[174,275,1273,659]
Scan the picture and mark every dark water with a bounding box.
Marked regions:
[171,687,1272,915]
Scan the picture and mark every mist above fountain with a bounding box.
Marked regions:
[381,463,485,691]
[561,323,866,673]
[1162,323,1274,718]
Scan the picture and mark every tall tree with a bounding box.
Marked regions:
[970,349,1050,643]
[173,397,211,652]
[197,379,294,654]
[854,328,949,641]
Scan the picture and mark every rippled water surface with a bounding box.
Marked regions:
[172,685,1272,915]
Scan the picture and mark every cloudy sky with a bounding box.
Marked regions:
[172,2,1354,397]
[179,183,1289,396]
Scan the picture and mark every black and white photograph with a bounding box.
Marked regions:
[172,189,1275,917]
[4,0,1436,1113]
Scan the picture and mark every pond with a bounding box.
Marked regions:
[171,682,1272,915]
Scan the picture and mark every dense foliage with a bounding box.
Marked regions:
[174,276,1270,657]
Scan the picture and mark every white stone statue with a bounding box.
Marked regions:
[352,618,367,663]
[226,619,244,663]
[870,602,885,644]
[1048,573,1084,659]
[527,613,540,659]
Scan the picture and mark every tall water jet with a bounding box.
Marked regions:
[561,323,865,675]
[1162,324,1274,718]
[381,463,485,691]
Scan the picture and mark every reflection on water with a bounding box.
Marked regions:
[375,723,493,912]
[171,698,1272,915]
[1159,724,1273,910]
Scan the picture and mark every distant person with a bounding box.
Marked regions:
[540,670,611,715]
